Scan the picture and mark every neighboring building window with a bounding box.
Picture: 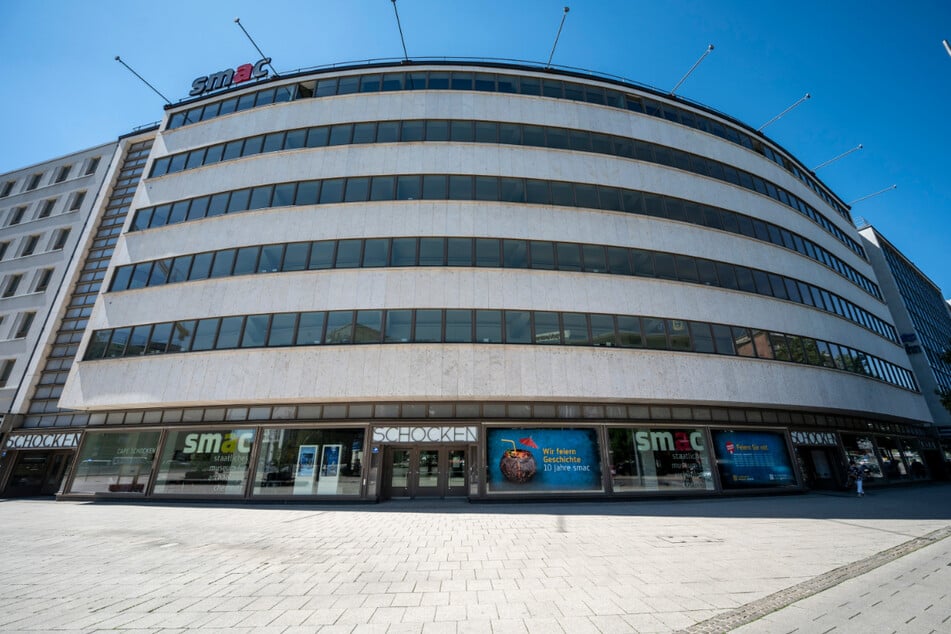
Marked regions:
[26,173,42,191]
[34,268,54,292]
[8,206,25,225]
[0,181,13,198]
[0,242,8,260]
[69,191,86,211]
[55,165,72,183]
[85,157,101,175]
[20,235,39,257]
[2,274,22,298]
[38,199,56,218]
[0,359,14,387]
[14,312,35,338]
[52,228,70,250]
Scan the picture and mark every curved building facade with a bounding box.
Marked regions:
[44,61,939,500]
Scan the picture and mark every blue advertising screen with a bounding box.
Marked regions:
[486,428,602,493]
[712,430,797,488]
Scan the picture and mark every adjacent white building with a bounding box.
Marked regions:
[0,144,115,423]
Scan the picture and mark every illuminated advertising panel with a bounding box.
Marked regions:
[712,429,797,488]
[486,427,602,493]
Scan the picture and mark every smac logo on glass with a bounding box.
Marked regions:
[182,432,253,454]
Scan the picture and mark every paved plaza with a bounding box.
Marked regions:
[0,484,949,633]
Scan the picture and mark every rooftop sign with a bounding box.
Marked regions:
[189,58,270,97]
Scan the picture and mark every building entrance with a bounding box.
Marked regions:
[382,447,467,499]
[3,451,73,497]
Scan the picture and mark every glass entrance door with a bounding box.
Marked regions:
[383,447,468,499]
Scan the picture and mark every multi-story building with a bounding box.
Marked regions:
[859,226,951,444]
[0,143,115,438]
[0,135,147,495]
[0,60,942,501]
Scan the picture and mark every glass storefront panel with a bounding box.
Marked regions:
[841,434,883,479]
[876,436,909,479]
[608,427,714,492]
[69,431,161,494]
[252,428,364,496]
[486,427,602,493]
[153,428,254,495]
[711,429,798,488]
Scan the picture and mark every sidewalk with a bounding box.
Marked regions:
[0,484,948,633]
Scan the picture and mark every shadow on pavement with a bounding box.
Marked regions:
[55,481,951,522]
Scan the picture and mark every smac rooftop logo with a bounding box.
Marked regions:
[189,58,270,96]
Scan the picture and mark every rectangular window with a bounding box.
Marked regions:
[668,319,691,350]
[325,311,354,344]
[26,174,42,191]
[68,431,161,495]
[413,309,442,343]
[55,165,71,183]
[251,427,364,497]
[445,310,472,343]
[38,199,56,218]
[562,313,590,345]
[296,312,325,345]
[3,274,22,297]
[354,310,382,343]
[533,312,561,344]
[0,359,14,387]
[70,191,86,211]
[168,320,195,352]
[241,315,270,348]
[20,235,39,257]
[147,323,172,354]
[384,310,412,343]
[447,238,472,266]
[8,207,25,225]
[590,314,616,346]
[84,157,100,175]
[0,181,13,197]
[14,312,35,338]
[475,310,502,343]
[268,313,298,346]
[34,268,54,292]
[153,428,254,496]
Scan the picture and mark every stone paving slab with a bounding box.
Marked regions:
[0,484,948,632]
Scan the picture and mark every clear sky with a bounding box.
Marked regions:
[1,0,949,296]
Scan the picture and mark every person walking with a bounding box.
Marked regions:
[848,460,866,497]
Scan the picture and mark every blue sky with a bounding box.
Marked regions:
[1,0,949,296]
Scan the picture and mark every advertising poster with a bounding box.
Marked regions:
[317,444,342,494]
[486,428,602,493]
[712,430,797,488]
[296,445,317,478]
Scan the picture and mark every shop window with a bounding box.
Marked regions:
[609,427,714,492]
[252,428,365,496]
[69,431,161,494]
[152,428,254,496]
